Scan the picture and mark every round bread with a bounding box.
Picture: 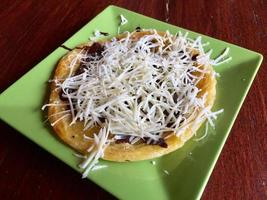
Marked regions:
[48,31,216,162]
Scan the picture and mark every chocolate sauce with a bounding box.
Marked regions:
[135,26,141,32]
[174,111,180,118]
[59,90,68,101]
[124,101,130,109]
[157,138,168,148]
[99,117,105,123]
[115,136,131,144]
[60,43,105,101]
[60,45,72,51]
[191,54,199,61]
[74,64,87,76]
[163,110,169,116]
[115,136,168,148]
[84,42,105,57]
[166,122,174,127]
[143,137,168,148]
[100,31,109,36]
[173,92,178,104]
[181,55,187,60]
[137,97,142,104]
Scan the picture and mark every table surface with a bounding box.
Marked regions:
[0,0,266,199]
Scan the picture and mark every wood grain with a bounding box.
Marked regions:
[0,0,266,199]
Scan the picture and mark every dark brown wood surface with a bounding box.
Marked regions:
[0,0,266,199]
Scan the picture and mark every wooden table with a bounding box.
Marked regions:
[0,0,266,199]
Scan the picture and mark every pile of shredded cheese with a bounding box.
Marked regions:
[44,25,231,178]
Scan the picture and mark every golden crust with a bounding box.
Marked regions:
[48,31,216,162]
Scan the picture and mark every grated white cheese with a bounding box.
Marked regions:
[91,164,108,171]
[89,29,108,41]
[194,121,209,141]
[119,14,128,26]
[89,30,102,41]
[80,124,110,178]
[73,153,86,158]
[118,14,128,34]
[44,29,231,176]
[83,134,93,140]
[163,169,170,175]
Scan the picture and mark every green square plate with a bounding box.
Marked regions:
[0,5,263,200]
